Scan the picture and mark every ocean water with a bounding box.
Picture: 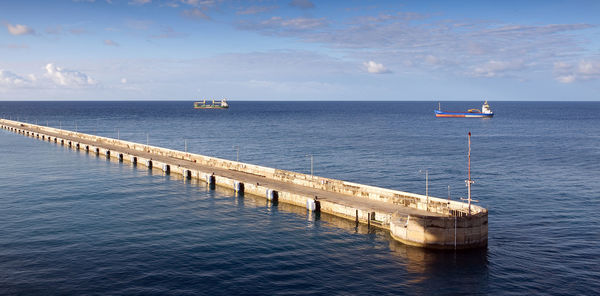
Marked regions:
[0,101,598,295]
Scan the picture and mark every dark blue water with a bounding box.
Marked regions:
[1,101,598,295]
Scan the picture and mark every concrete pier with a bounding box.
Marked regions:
[0,119,487,249]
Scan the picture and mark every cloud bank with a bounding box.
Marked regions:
[554,60,600,83]
[0,69,32,87]
[45,63,97,87]
[238,11,597,82]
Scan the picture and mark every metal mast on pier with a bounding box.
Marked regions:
[462,132,478,215]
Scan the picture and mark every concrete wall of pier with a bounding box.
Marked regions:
[1,119,487,249]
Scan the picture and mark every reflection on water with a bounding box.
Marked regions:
[177,169,490,283]
[137,151,491,282]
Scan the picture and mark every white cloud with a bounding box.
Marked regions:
[363,61,391,74]
[238,16,328,34]
[121,78,127,84]
[553,61,573,83]
[45,63,97,87]
[556,75,576,83]
[5,23,35,36]
[0,69,31,87]
[104,39,119,46]
[553,60,600,83]
[471,60,525,77]
[578,60,600,76]
[178,1,220,20]
[553,61,571,71]
[279,17,326,30]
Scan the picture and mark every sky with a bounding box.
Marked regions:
[1,0,599,101]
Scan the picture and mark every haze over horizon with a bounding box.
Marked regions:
[1,0,599,101]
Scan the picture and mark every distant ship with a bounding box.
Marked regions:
[435,101,493,118]
[194,99,229,109]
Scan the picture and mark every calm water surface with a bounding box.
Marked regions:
[0,101,598,295]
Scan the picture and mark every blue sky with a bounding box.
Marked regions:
[1,0,599,100]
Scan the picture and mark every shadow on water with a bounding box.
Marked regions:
[388,239,488,274]
[176,165,489,279]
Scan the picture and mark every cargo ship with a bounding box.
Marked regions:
[194,99,229,109]
[435,101,493,118]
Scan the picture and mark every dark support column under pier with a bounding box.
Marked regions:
[234,181,244,195]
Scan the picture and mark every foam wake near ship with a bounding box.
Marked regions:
[435,101,493,118]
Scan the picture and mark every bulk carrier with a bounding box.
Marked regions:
[194,99,229,109]
[435,101,493,118]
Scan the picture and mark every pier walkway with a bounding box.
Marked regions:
[1,119,487,249]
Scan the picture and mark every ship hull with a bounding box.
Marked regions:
[194,106,228,109]
[435,110,493,118]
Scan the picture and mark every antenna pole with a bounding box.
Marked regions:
[426,169,429,211]
[461,132,479,215]
[466,132,473,215]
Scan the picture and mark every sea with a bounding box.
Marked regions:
[0,101,598,295]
